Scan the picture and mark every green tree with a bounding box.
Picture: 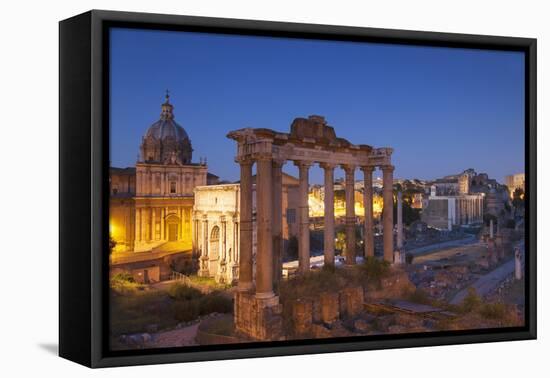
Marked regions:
[512,188,525,209]
[109,235,117,255]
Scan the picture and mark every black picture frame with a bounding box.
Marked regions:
[59,9,537,368]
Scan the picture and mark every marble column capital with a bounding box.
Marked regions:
[340,164,356,174]
[380,165,395,173]
[255,153,273,162]
[294,160,313,170]
[360,165,375,174]
[236,156,254,167]
[272,158,285,169]
[319,162,337,171]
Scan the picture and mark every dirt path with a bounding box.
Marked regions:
[148,323,200,348]
[450,259,514,305]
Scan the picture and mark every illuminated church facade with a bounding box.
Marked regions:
[109,94,210,255]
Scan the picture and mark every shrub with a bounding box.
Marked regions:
[480,303,506,319]
[198,294,233,315]
[168,283,202,301]
[172,301,200,323]
[359,256,390,286]
[460,287,481,313]
[405,288,431,305]
[110,272,142,294]
[111,272,135,284]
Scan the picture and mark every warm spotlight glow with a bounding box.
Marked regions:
[308,191,383,218]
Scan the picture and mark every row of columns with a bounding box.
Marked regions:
[237,156,395,300]
[136,170,196,196]
[135,207,189,242]
[457,197,484,224]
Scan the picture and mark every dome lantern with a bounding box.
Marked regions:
[140,92,193,165]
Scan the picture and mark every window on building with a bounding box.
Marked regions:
[286,208,296,224]
[170,181,176,194]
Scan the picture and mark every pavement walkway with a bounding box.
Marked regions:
[450,259,515,305]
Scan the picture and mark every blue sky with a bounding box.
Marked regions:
[110,28,525,184]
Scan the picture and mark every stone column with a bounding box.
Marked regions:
[272,159,284,287]
[199,215,209,277]
[342,164,356,265]
[515,246,522,280]
[135,208,142,243]
[221,216,227,261]
[238,159,254,291]
[179,207,183,240]
[361,166,375,258]
[397,191,403,250]
[256,155,275,300]
[141,208,146,241]
[152,208,156,241]
[233,217,239,263]
[382,165,394,263]
[160,208,165,240]
[320,163,336,267]
[395,190,404,264]
[295,161,312,273]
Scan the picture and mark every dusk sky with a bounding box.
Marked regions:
[110,28,525,185]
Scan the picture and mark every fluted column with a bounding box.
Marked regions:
[361,166,375,258]
[272,159,284,288]
[238,159,254,291]
[382,165,394,262]
[160,208,165,240]
[256,156,274,299]
[320,163,336,267]
[295,161,312,273]
[135,208,142,243]
[342,164,356,265]
[150,207,156,241]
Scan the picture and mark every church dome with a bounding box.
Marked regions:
[140,92,193,165]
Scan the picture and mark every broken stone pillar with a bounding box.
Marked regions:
[320,292,340,324]
[515,246,523,280]
[489,218,494,239]
[488,239,498,265]
[339,286,364,319]
[292,299,313,336]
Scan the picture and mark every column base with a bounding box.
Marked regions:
[198,256,210,277]
[237,281,254,292]
[234,291,284,341]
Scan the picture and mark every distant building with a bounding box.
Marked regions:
[505,173,525,196]
[421,194,484,230]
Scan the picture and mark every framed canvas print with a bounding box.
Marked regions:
[59,10,536,368]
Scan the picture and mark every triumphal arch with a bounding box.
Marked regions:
[227,115,394,340]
